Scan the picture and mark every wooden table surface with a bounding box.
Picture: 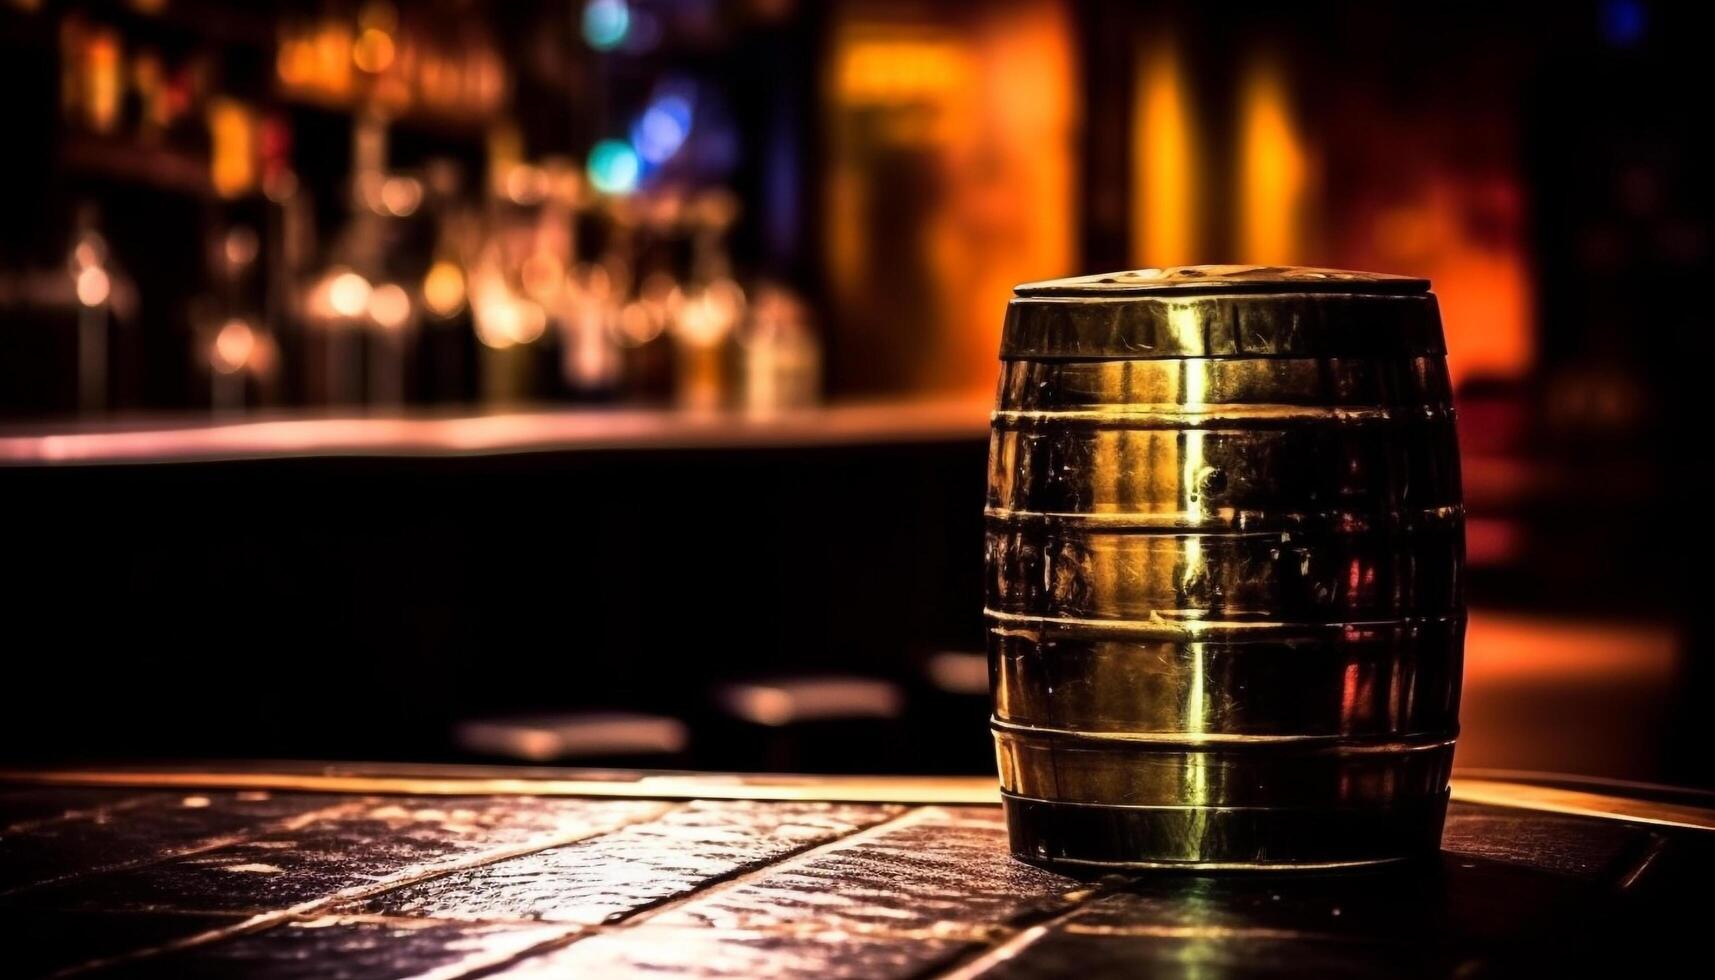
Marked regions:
[2,765,1711,978]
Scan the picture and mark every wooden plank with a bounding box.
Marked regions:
[86,915,574,980]
[349,800,902,925]
[491,926,975,980]
[12,797,666,916]
[640,807,1086,939]
[7,767,1713,832]
[0,792,348,896]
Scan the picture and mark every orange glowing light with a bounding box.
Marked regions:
[84,31,122,133]
[422,261,466,317]
[471,274,546,349]
[74,266,110,307]
[833,35,973,107]
[367,283,411,330]
[208,98,258,199]
[1133,43,1196,266]
[378,176,422,216]
[212,319,257,374]
[1238,63,1308,265]
[673,280,745,347]
[824,1,1074,399]
[315,23,355,95]
[507,301,547,346]
[276,39,310,88]
[352,27,396,74]
[1344,177,1534,385]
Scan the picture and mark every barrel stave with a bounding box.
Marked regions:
[986,421,1462,519]
[990,617,1464,737]
[984,519,1464,622]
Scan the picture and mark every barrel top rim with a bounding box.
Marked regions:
[1014,265,1431,298]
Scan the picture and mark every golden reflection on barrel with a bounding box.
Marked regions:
[987,265,1464,869]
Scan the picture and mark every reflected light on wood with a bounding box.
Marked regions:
[4,766,1713,832]
[1458,610,1680,783]
[0,400,990,466]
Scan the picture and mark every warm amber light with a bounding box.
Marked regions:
[509,301,548,346]
[352,27,396,74]
[84,32,121,133]
[471,275,547,349]
[328,271,373,318]
[1238,62,1307,264]
[1133,43,1196,266]
[367,283,411,330]
[208,98,257,199]
[212,319,257,374]
[673,280,745,347]
[378,176,422,217]
[520,253,565,302]
[833,36,972,107]
[825,1,1073,399]
[422,261,467,317]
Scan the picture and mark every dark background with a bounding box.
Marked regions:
[3,0,1712,787]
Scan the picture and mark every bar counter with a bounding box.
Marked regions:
[0,401,990,466]
[3,764,1711,978]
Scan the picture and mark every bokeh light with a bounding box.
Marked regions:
[587,139,641,195]
[74,266,111,307]
[367,283,412,330]
[328,271,373,318]
[422,261,467,318]
[581,0,630,51]
[631,95,693,165]
[211,319,257,374]
[1601,0,1647,46]
[378,177,422,217]
[352,27,396,73]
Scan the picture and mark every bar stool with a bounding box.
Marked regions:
[453,712,691,768]
[707,676,906,773]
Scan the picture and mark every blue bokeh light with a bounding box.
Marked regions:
[631,95,694,165]
[1600,0,1646,47]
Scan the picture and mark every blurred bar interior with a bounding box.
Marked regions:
[2,0,1711,788]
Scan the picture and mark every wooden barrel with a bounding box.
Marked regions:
[986,266,1464,870]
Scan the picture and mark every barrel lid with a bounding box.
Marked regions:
[1015,265,1430,298]
[1004,265,1442,360]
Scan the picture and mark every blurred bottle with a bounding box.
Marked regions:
[66,205,113,413]
[417,162,477,405]
[738,285,821,413]
[557,183,623,400]
[614,270,678,402]
[670,190,744,410]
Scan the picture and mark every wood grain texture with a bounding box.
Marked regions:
[0,776,1708,979]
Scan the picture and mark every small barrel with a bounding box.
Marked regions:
[986,265,1464,870]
